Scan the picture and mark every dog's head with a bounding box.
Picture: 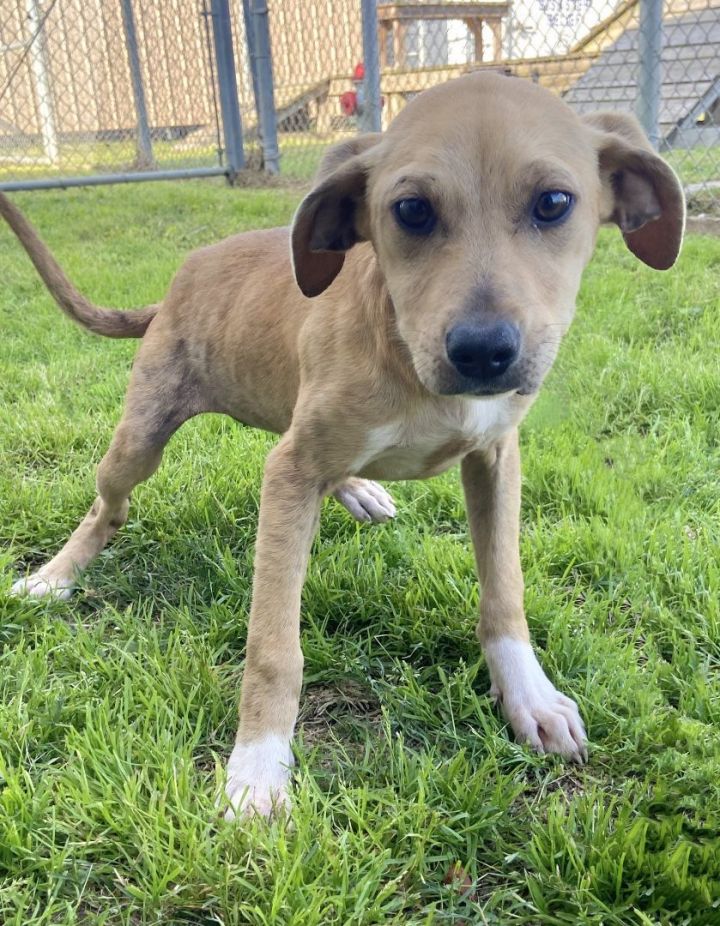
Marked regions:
[291,74,684,398]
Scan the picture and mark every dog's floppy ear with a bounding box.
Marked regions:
[584,112,685,270]
[291,133,382,297]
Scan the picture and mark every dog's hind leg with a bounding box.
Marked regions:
[333,478,396,523]
[12,425,160,600]
[12,341,205,599]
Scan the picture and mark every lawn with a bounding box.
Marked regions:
[0,181,719,925]
[0,131,339,186]
[2,135,717,192]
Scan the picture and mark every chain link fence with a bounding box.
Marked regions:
[0,0,718,208]
[0,0,237,186]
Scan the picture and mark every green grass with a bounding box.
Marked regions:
[663,144,720,188]
[0,130,343,185]
[3,134,717,192]
[0,137,224,182]
[1,181,719,924]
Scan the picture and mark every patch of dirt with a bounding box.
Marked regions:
[298,679,382,749]
[543,769,586,799]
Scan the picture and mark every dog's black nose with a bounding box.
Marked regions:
[446,321,520,381]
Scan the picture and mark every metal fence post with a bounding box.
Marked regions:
[637,0,663,150]
[25,0,58,164]
[242,0,262,127]
[120,0,154,169]
[211,0,245,179]
[249,0,280,174]
[360,0,382,133]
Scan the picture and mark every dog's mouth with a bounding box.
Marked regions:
[436,369,538,399]
[442,348,550,398]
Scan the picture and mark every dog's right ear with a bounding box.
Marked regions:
[291,134,382,297]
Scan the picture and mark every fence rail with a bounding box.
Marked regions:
[0,0,717,204]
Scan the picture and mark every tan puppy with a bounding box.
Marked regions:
[2,74,684,820]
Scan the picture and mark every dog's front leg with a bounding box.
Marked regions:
[461,431,587,762]
[224,437,322,820]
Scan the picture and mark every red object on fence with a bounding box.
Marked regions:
[340,90,358,116]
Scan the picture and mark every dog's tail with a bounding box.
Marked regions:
[0,191,159,338]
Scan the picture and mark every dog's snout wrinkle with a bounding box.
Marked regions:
[446,320,520,383]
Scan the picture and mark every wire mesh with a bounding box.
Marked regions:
[0,0,717,204]
[259,0,719,205]
[0,0,228,184]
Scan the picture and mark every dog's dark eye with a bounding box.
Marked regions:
[532,191,574,226]
[393,197,436,235]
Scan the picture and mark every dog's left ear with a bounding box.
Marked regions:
[584,112,685,270]
[291,133,382,297]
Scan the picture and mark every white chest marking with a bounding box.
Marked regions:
[352,394,517,480]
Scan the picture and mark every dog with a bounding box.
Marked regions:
[2,73,684,820]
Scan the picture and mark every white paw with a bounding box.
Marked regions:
[11,573,74,601]
[484,637,587,763]
[223,735,293,821]
[334,478,397,524]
